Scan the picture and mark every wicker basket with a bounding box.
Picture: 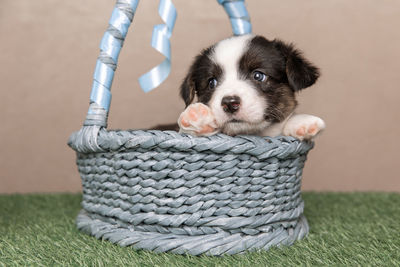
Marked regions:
[68,0,315,256]
[69,130,313,255]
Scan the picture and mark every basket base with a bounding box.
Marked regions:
[76,210,309,256]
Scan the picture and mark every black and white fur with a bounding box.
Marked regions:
[178,34,325,140]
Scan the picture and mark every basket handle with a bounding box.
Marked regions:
[83,0,139,127]
[83,0,252,128]
[69,0,252,153]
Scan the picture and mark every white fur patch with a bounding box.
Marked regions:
[208,34,269,135]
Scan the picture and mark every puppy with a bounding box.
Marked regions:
[177,34,325,140]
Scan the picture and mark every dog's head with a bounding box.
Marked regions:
[180,35,319,135]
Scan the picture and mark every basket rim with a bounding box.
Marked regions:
[68,127,314,158]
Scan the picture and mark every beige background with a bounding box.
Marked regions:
[1,0,399,193]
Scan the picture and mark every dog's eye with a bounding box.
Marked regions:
[253,71,267,82]
[208,78,218,89]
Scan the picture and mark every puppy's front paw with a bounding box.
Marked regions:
[283,114,326,141]
[178,103,219,136]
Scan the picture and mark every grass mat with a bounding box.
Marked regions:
[0,192,399,266]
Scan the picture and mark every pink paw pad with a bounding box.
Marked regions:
[283,115,326,141]
[294,121,324,140]
[307,123,319,135]
[296,127,306,137]
[178,103,218,136]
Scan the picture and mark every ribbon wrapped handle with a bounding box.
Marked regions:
[83,0,252,128]
[218,0,252,35]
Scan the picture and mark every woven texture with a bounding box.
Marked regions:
[69,129,313,255]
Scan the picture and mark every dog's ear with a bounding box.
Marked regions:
[273,39,320,91]
[180,69,196,107]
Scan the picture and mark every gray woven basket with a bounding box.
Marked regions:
[68,128,314,255]
[68,0,315,256]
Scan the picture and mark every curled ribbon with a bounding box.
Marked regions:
[217,0,252,35]
[138,0,177,92]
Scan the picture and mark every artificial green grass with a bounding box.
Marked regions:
[0,192,399,266]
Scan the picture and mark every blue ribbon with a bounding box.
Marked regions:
[217,0,252,35]
[138,0,177,92]
[88,0,251,116]
[89,0,139,113]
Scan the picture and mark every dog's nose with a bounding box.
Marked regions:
[221,95,241,114]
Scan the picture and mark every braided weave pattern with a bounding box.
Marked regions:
[70,129,313,255]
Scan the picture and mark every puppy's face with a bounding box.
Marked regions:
[180,35,319,135]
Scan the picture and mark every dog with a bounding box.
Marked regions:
[177,34,325,140]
